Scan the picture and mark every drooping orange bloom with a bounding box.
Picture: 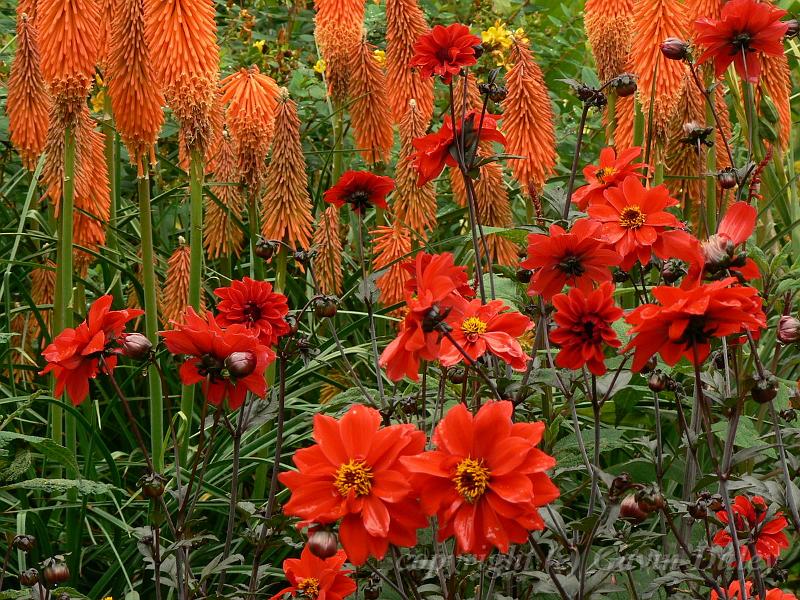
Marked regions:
[161,239,203,325]
[220,66,280,190]
[584,0,634,82]
[503,38,557,191]
[630,0,688,143]
[761,52,792,150]
[687,0,724,22]
[37,0,100,110]
[41,106,110,273]
[96,0,113,68]
[348,38,394,164]
[385,0,434,123]
[313,206,343,295]
[614,94,636,149]
[107,0,165,176]
[402,401,559,558]
[394,100,436,234]
[313,0,365,102]
[372,222,412,308]
[31,260,57,338]
[7,12,51,170]
[145,0,220,151]
[261,93,314,251]
[205,130,245,259]
[279,404,428,565]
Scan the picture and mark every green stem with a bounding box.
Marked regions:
[103,95,124,306]
[248,192,264,280]
[605,92,617,146]
[180,149,205,463]
[633,99,645,149]
[139,167,164,472]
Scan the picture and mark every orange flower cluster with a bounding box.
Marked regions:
[761,53,792,150]
[385,0,434,123]
[204,131,245,259]
[312,206,343,295]
[97,0,114,68]
[584,0,634,83]
[107,0,165,175]
[162,239,204,325]
[348,38,394,164]
[394,99,437,234]
[630,0,688,143]
[42,106,110,273]
[7,12,50,170]
[688,0,725,22]
[145,0,220,152]
[372,222,412,308]
[37,0,100,113]
[503,38,557,192]
[261,93,315,251]
[313,0,365,102]
[220,66,280,190]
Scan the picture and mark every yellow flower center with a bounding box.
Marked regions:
[461,316,488,336]
[618,205,646,229]
[334,459,373,497]
[453,458,491,503]
[595,166,617,184]
[297,577,321,598]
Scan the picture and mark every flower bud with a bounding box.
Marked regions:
[314,296,338,319]
[781,408,797,422]
[648,370,669,393]
[660,38,690,61]
[620,495,648,523]
[284,315,299,336]
[19,568,39,587]
[307,530,339,559]
[41,556,70,586]
[255,237,277,260]
[611,74,637,98]
[636,488,666,513]
[472,44,485,59]
[785,19,799,38]
[13,534,36,553]
[119,332,153,360]
[139,472,168,499]
[717,168,738,190]
[777,315,800,345]
[225,351,257,378]
[448,367,468,385]
[702,234,735,272]
[708,494,724,512]
[688,499,708,520]
[751,372,778,404]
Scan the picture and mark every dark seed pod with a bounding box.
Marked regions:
[41,556,70,586]
[751,372,778,404]
[255,237,277,260]
[448,368,468,385]
[314,296,338,319]
[612,73,637,97]
[516,269,533,284]
[648,370,669,393]
[13,534,36,553]
[19,568,39,587]
[717,168,738,190]
[139,472,168,499]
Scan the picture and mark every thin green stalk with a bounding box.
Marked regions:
[605,92,617,145]
[248,192,264,280]
[179,149,205,462]
[704,78,718,233]
[139,167,164,472]
[633,99,645,148]
[103,94,124,305]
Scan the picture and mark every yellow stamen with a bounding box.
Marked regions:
[334,459,373,497]
[297,577,321,598]
[595,166,617,184]
[618,205,646,229]
[461,316,488,336]
[453,458,491,503]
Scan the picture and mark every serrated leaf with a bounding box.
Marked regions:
[0,431,79,474]
[3,478,120,496]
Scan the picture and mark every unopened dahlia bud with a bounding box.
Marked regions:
[636,488,666,513]
[661,259,685,284]
[119,333,153,360]
[307,529,338,559]
[225,351,257,378]
[19,568,38,587]
[702,234,735,272]
[516,268,533,284]
[255,237,277,260]
[751,372,778,404]
[611,74,637,98]
[777,315,800,344]
[717,168,738,190]
[620,495,648,523]
[785,19,799,38]
[660,38,690,61]
[314,296,338,319]
[13,534,36,553]
[648,370,669,393]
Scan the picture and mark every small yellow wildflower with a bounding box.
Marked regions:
[372,49,386,66]
[481,21,513,51]
[512,28,530,46]
[313,58,326,74]
[91,88,106,113]
[252,40,265,52]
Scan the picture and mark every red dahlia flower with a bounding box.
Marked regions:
[279,404,427,565]
[572,146,646,211]
[214,277,290,346]
[713,495,790,565]
[550,283,623,376]
[160,308,275,410]
[269,544,356,600]
[587,175,700,271]
[440,298,533,370]
[40,295,143,405]
[625,277,767,372]
[323,170,396,214]
[410,110,506,186]
[402,401,559,558]
[711,581,797,600]
[695,0,788,84]
[521,218,621,301]
[381,252,470,381]
[409,23,482,84]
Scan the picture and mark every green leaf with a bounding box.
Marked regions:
[3,478,121,496]
[0,430,79,475]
